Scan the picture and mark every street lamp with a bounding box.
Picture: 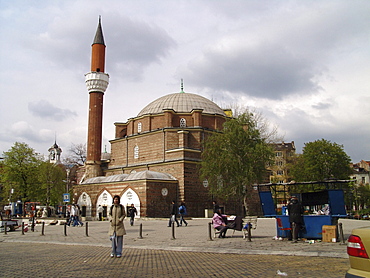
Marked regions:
[66,168,70,193]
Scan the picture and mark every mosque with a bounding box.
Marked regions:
[72,19,250,219]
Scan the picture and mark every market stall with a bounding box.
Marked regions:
[259,181,348,239]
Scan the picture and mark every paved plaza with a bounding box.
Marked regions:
[1,217,367,277]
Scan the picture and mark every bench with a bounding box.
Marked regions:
[212,216,258,239]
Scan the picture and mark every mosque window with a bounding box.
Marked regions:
[180,118,186,128]
[138,122,142,133]
[134,145,139,159]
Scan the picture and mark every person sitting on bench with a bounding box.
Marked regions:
[212,212,229,238]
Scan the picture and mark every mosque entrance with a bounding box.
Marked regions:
[96,190,113,220]
[77,192,92,219]
[122,189,140,218]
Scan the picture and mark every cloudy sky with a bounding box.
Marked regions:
[1,0,369,163]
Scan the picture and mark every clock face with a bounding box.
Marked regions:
[161,188,168,196]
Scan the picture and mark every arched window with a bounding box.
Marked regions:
[180,118,186,128]
[138,122,142,133]
[134,145,139,159]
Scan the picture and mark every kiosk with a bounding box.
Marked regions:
[259,184,348,239]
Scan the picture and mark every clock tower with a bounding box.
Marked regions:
[48,141,62,164]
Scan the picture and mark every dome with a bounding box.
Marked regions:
[137,92,226,117]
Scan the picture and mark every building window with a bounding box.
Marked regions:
[138,122,142,133]
[277,170,284,175]
[180,118,186,128]
[276,161,283,166]
[134,145,139,159]
[275,152,282,157]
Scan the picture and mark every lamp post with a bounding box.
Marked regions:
[66,168,70,193]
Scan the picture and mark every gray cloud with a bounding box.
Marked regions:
[312,102,332,110]
[26,13,176,82]
[181,43,321,100]
[107,16,176,81]
[28,100,77,121]
[178,1,370,102]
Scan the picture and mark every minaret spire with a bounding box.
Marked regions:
[93,16,105,46]
[84,17,110,179]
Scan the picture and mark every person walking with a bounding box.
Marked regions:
[287,196,304,242]
[109,195,126,258]
[74,205,83,227]
[179,202,188,226]
[67,204,76,226]
[97,205,104,221]
[127,204,137,226]
[168,200,180,227]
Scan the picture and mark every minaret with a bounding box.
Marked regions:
[85,17,109,179]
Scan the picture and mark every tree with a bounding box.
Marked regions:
[290,139,352,188]
[1,142,42,203]
[62,143,86,190]
[63,143,86,166]
[38,162,66,206]
[1,142,67,208]
[200,112,275,215]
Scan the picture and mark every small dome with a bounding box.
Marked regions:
[126,170,176,181]
[80,171,176,184]
[104,174,128,182]
[82,176,106,184]
[137,92,226,117]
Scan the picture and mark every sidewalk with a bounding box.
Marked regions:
[2,217,365,258]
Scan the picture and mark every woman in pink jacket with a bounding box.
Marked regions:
[212,212,228,238]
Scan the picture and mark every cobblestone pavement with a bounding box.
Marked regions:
[2,218,365,257]
[0,242,349,277]
[1,218,364,277]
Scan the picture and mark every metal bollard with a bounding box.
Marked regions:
[292,222,297,243]
[85,222,88,237]
[171,222,176,240]
[247,222,252,242]
[208,222,214,241]
[138,223,143,239]
[22,222,25,235]
[64,222,67,236]
[4,222,7,235]
[31,217,35,232]
[41,222,45,236]
[338,222,345,244]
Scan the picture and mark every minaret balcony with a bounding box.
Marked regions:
[85,72,109,93]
